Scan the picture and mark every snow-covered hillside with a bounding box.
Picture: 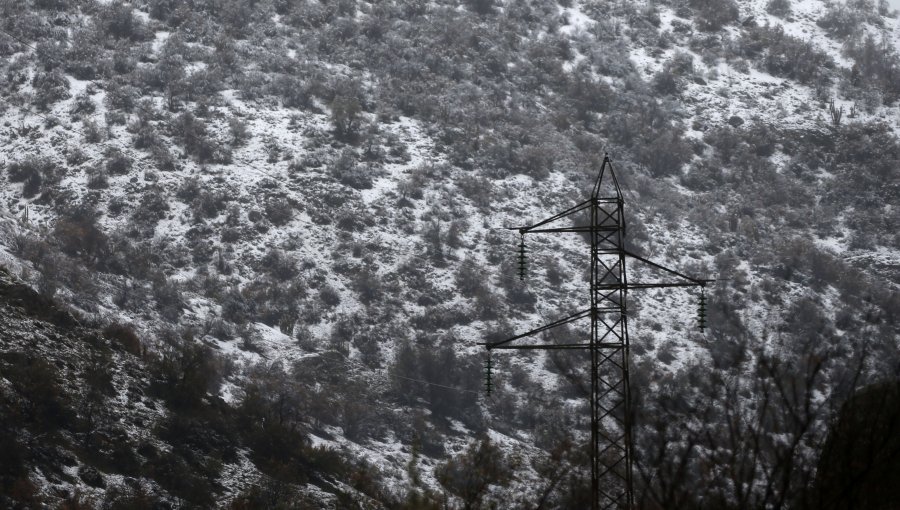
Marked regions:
[1,0,899,507]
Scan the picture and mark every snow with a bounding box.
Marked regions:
[559,4,596,36]
[1,0,899,505]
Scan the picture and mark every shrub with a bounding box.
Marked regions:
[87,167,109,189]
[8,158,57,199]
[228,117,250,146]
[690,0,739,31]
[105,79,140,112]
[66,146,88,166]
[259,249,299,281]
[32,69,70,110]
[766,0,791,17]
[844,35,900,103]
[53,205,109,265]
[99,1,149,41]
[172,112,232,164]
[817,4,866,39]
[4,355,75,430]
[104,147,133,175]
[264,197,294,226]
[70,91,96,116]
[272,74,312,109]
[152,144,177,171]
[130,116,161,149]
[330,150,373,189]
[640,128,693,177]
[330,90,362,141]
[455,259,490,296]
[436,438,511,508]
[742,25,834,85]
[103,323,142,356]
[131,186,170,229]
[193,189,229,219]
[320,284,341,307]
[151,331,222,409]
[652,68,679,96]
[66,29,106,80]
[352,267,382,306]
[465,0,495,15]
[83,119,104,143]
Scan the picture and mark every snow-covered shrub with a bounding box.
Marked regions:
[33,0,71,10]
[35,40,65,72]
[740,25,834,85]
[690,0,739,31]
[7,157,58,199]
[652,68,680,96]
[639,128,693,177]
[436,438,511,508]
[228,117,250,147]
[82,118,104,143]
[104,147,133,175]
[319,284,341,308]
[105,79,140,112]
[99,1,150,41]
[330,150,373,189]
[264,197,294,226]
[32,69,69,110]
[258,249,299,282]
[271,74,313,110]
[65,29,106,80]
[193,189,229,220]
[766,0,791,18]
[817,4,867,39]
[103,323,142,356]
[86,166,109,189]
[843,34,900,104]
[69,91,96,117]
[110,46,137,75]
[464,0,495,15]
[65,146,88,166]
[52,205,108,265]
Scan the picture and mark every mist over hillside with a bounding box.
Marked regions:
[1,0,899,507]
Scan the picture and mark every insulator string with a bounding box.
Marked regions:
[697,288,707,332]
[517,234,528,281]
[484,352,493,396]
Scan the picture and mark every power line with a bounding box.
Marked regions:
[0,94,92,141]
[329,354,483,396]
[0,26,47,54]
[390,373,480,395]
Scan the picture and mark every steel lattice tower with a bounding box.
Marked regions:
[481,155,710,509]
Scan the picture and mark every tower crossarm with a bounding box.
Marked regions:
[505,199,593,235]
[622,249,713,288]
[479,308,592,350]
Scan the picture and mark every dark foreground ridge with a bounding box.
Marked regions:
[0,267,366,509]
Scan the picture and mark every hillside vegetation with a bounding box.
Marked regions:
[1,0,899,507]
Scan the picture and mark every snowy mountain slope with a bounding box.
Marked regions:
[1,0,899,507]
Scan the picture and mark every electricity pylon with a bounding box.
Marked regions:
[481,155,711,510]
